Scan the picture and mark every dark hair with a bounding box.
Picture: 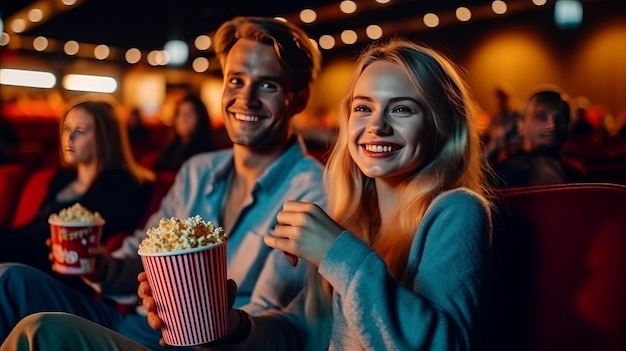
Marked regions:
[214,16,321,94]
[59,100,154,183]
[171,93,214,149]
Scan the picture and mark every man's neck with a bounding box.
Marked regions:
[231,139,292,188]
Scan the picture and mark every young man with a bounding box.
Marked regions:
[490,89,571,187]
[0,16,324,351]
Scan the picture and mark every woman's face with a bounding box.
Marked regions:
[174,101,199,140]
[61,107,97,166]
[348,60,433,184]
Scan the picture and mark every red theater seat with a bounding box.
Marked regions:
[491,183,626,351]
[11,167,57,229]
[0,163,25,227]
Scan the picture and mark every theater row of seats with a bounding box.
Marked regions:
[1,162,625,350]
[0,164,176,251]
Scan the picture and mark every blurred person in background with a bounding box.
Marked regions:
[151,93,216,172]
[490,89,571,187]
[0,16,325,351]
[0,99,154,293]
[126,107,150,148]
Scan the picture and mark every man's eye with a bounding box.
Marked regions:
[229,78,242,85]
[259,82,277,91]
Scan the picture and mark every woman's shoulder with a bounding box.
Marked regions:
[428,187,491,218]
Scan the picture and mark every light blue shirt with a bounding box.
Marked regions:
[101,138,326,314]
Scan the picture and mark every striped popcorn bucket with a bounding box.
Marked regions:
[139,240,229,346]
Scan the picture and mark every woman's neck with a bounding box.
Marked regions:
[375,180,399,228]
[75,161,99,190]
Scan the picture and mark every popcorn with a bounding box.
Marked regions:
[48,203,104,225]
[139,215,226,253]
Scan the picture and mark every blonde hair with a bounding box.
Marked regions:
[307,39,492,321]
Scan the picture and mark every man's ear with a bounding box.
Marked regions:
[516,118,525,136]
[286,88,310,117]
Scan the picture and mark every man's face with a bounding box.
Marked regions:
[520,99,568,152]
[221,38,293,151]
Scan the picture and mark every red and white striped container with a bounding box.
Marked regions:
[139,240,229,346]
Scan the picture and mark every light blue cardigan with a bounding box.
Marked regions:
[216,188,492,351]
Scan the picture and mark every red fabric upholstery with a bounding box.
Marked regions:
[11,167,56,229]
[491,183,626,351]
[0,163,25,227]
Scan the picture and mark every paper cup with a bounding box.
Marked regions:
[48,219,104,275]
[139,240,229,346]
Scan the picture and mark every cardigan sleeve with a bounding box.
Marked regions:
[318,189,492,350]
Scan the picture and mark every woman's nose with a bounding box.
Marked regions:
[367,112,391,135]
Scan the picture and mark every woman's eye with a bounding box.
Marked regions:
[392,105,414,114]
[353,105,371,113]
[228,77,242,86]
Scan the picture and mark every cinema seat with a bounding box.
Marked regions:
[0,163,25,227]
[490,183,626,351]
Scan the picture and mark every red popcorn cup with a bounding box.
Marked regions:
[139,240,229,346]
[48,219,104,275]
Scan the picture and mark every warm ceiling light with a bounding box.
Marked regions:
[64,40,79,55]
[300,9,317,24]
[63,74,117,93]
[319,35,335,50]
[366,25,383,40]
[156,50,170,66]
[94,44,110,60]
[1,68,56,88]
[492,1,507,15]
[308,38,318,50]
[11,19,26,33]
[533,0,547,5]
[0,33,10,46]
[456,7,472,21]
[341,30,357,45]
[28,8,43,23]
[147,50,159,66]
[126,48,141,64]
[192,57,209,73]
[423,13,440,28]
[340,1,357,14]
[195,35,212,50]
[61,0,78,5]
[33,36,48,51]
[375,0,391,3]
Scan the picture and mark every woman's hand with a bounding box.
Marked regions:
[265,201,344,267]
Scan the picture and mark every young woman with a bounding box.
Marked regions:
[0,99,154,291]
[0,39,493,351]
[151,93,216,171]
[197,38,495,350]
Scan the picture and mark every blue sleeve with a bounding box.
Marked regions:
[319,190,491,350]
